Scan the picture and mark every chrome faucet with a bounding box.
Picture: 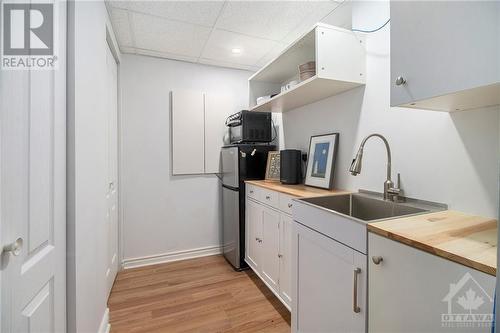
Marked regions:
[349,133,403,202]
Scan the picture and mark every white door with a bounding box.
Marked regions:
[261,207,280,291]
[0,2,66,332]
[246,199,262,271]
[105,44,119,296]
[279,214,292,306]
[292,222,366,333]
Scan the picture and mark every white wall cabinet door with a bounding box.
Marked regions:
[171,90,205,175]
[172,91,238,175]
[369,233,495,333]
[246,199,262,271]
[292,222,366,333]
[279,214,292,306]
[204,93,234,174]
[261,207,280,291]
[390,1,499,109]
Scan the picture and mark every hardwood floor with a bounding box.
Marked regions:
[108,255,291,333]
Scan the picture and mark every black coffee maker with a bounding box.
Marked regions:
[280,149,302,185]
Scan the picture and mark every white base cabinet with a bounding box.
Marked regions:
[292,222,367,333]
[245,184,294,309]
[369,233,495,333]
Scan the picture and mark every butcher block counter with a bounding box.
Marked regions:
[244,180,349,198]
[368,210,497,276]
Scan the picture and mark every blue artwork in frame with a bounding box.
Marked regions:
[305,133,339,189]
[311,142,330,178]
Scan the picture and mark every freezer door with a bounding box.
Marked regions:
[221,147,239,188]
[222,186,240,269]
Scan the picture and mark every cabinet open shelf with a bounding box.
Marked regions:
[249,23,366,113]
[250,75,364,113]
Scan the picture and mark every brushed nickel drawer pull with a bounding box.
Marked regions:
[353,267,361,313]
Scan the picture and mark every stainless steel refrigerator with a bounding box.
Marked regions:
[220,144,275,270]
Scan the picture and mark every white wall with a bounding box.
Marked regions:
[120,55,252,264]
[283,1,500,218]
[67,1,120,332]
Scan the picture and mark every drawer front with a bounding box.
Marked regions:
[246,184,260,200]
[260,188,279,209]
[279,193,296,215]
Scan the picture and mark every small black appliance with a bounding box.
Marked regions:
[280,149,302,185]
[226,110,272,144]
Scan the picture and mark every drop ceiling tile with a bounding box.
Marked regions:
[135,48,199,64]
[109,8,134,47]
[131,12,211,58]
[255,43,288,68]
[321,1,352,29]
[108,1,224,27]
[217,1,339,41]
[198,58,259,72]
[282,1,345,43]
[201,29,280,66]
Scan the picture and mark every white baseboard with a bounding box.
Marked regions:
[121,245,222,269]
[98,307,110,333]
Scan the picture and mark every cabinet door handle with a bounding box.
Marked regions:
[372,256,383,265]
[395,76,406,86]
[353,268,361,313]
[265,196,270,200]
[249,190,254,194]
[288,203,293,208]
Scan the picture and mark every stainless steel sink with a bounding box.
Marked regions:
[299,193,431,222]
[293,190,446,254]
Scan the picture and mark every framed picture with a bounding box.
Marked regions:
[265,151,280,181]
[305,133,339,189]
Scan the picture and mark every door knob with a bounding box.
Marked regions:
[2,237,23,256]
[372,256,383,265]
[395,76,406,86]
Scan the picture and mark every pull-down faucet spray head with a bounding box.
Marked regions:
[349,148,363,176]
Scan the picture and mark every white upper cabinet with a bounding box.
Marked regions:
[204,93,235,174]
[171,90,234,175]
[171,90,205,175]
[390,1,500,112]
[249,23,366,113]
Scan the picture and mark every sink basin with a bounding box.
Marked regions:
[293,191,446,254]
[299,193,429,222]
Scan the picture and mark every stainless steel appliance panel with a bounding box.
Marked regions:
[221,146,239,188]
[222,186,240,269]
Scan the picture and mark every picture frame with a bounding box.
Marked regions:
[265,151,281,181]
[304,133,339,189]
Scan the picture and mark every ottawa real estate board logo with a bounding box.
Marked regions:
[441,272,494,329]
[1,2,58,70]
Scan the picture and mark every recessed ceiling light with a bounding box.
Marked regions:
[231,48,242,54]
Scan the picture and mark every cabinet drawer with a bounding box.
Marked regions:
[261,188,279,209]
[279,193,296,215]
[246,184,260,200]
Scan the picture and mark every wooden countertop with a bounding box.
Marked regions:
[368,210,497,276]
[245,180,350,198]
